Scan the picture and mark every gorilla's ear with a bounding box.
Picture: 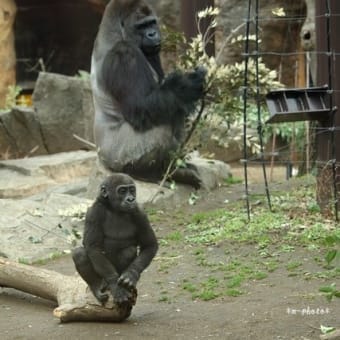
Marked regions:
[100,185,108,198]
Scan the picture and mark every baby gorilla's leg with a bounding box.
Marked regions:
[72,247,109,304]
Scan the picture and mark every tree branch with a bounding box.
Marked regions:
[0,257,134,323]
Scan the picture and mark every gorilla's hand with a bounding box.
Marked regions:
[163,67,206,103]
[109,282,133,306]
[185,66,207,100]
[118,269,140,290]
[189,66,207,82]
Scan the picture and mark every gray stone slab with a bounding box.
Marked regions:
[0,194,92,263]
[0,107,48,158]
[0,150,231,263]
[33,72,94,154]
[0,151,96,198]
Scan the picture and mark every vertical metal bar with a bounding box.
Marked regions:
[255,0,272,210]
[242,0,252,220]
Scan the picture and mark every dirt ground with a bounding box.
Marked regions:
[1,164,339,340]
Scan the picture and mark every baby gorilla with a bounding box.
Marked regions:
[72,174,158,306]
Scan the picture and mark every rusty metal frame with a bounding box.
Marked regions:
[265,86,330,123]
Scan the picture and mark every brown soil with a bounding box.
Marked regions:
[1,165,339,340]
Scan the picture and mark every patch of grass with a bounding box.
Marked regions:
[286,261,302,271]
[312,268,340,280]
[280,244,295,253]
[193,277,221,301]
[153,178,340,302]
[159,239,169,246]
[221,260,242,272]
[158,295,171,303]
[319,283,340,301]
[185,184,340,252]
[195,290,220,301]
[183,256,273,301]
[224,176,243,186]
[186,207,288,246]
[192,248,212,267]
[182,277,223,301]
[19,251,65,265]
[225,288,243,297]
[157,254,180,273]
[226,275,244,288]
[165,231,183,242]
[262,260,279,272]
[251,271,268,280]
[18,258,31,265]
[182,281,198,293]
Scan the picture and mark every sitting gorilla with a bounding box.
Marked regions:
[72,173,158,306]
[91,0,206,186]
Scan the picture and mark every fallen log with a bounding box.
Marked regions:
[0,257,134,323]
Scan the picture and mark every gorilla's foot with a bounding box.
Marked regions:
[171,164,201,190]
[90,282,109,305]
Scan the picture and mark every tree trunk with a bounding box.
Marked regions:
[315,0,340,217]
[0,257,134,323]
[0,0,16,108]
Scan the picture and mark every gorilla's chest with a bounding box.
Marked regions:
[102,211,137,248]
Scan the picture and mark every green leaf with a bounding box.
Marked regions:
[325,250,337,265]
[188,193,199,205]
[170,181,176,190]
[319,284,335,293]
[176,158,187,168]
[320,325,336,334]
[324,235,340,246]
[28,236,42,244]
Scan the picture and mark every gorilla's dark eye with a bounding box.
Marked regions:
[135,17,157,30]
[118,187,127,195]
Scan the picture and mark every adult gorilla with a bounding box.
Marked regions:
[91,0,206,186]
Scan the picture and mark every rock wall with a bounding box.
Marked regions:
[0,72,94,158]
[32,72,95,154]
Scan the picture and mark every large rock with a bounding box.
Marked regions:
[87,154,231,205]
[0,106,48,157]
[0,150,97,198]
[187,153,231,189]
[0,193,92,263]
[32,72,95,154]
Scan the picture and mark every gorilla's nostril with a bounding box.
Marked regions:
[303,31,311,40]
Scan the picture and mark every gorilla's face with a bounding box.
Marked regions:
[100,174,138,212]
[122,4,161,55]
[136,16,161,55]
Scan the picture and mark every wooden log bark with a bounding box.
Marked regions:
[0,0,16,107]
[0,257,134,323]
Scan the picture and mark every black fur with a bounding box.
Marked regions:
[92,0,206,183]
[103,41,205,132]
[72,174,158,306]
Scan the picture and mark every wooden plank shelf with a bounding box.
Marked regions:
[265,86,330,123]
